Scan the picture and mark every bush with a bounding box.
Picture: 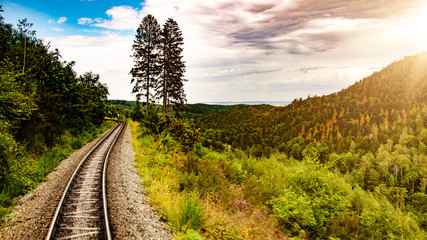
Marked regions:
[169,118,200,152]
[270,189,316,236]
[138,105,169,134]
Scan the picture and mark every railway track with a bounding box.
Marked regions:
[46,121,125,240]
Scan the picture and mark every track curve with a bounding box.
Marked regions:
[46,121,125,240]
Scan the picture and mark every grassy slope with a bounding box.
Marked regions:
[130,120,278,239]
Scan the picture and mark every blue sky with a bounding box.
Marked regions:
[1,0,427,102]
[2,0,143,36]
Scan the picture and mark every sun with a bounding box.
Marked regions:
[403,3,427,50]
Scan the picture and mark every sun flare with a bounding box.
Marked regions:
[404,3,427,49]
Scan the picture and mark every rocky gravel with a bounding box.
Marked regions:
[0,122,172,239]
[107,122,172,239]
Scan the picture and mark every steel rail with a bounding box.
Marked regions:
[45,121,124,240]
[102,121,125,240]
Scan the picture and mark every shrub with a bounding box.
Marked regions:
[169,118,200,152]
[270,189,316,236]
[138,105,169,134]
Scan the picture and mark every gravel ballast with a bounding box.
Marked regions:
[0,122,172,239]
[107,122,172,239]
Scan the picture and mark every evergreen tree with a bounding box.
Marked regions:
[130,14,161,111]
[157,18,187,118]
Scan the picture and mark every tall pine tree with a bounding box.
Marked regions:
[157,18,187,118]
[130,14,161,111]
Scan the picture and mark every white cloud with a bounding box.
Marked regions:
[78,17,102,25]
[95,5,140,30]
[45,34,135,100]
[78,6,140,30]
[49,17,68,24]
[137,0,427,102]
[57,17,67,24]
[48,0,427,102]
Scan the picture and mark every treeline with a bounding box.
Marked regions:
[0,7,108,210]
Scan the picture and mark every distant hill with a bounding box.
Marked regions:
[205,101,291,106]
[106,100,243,119]
[183,103,244,119]
[200,52,427,155]
[107,100,137,109]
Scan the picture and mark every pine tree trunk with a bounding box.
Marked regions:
[146,78,149,111]
[163,70,168,119]
[146,58,150,112]
[22,37,26,72]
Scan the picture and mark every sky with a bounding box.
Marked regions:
[2,0,427,103]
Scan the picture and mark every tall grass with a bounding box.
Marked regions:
[130,120,278,239]
[169,193,204,232]
[0,121,115,221]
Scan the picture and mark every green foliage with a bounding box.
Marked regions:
[178,229,204,240]
[74,72,109,127]
[184,103,243,120]
[138,105,168,134]
[107,99,241,122]
[107,99,136,109]
[270,190,316,236]
[128,42,427,238]
[0,73,36,128]
[168,118,201,152]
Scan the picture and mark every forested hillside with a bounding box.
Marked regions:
[201,52,427,156]
[0,7,110,218]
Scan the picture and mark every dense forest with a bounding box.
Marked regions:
[130,52,427,239]
[0,7,110,218]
